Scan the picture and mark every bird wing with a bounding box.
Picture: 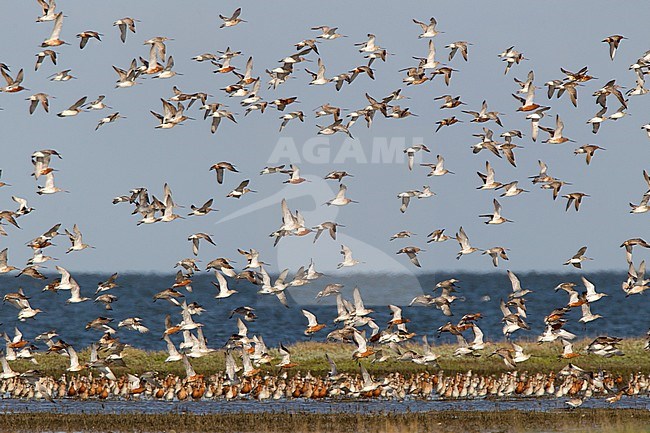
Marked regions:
[352,287,365,311]
[485,161,495,183]
[341,245,353,261]
[457,226,470,249]
[236,318,248,337]
[44,172,55,189]
[353,330,367,352]
[244,56,253,79]
[388,304,402,321]
[69,278,81,299]
[325,353,338,376]
[275,268,289,286]
[335,184,347,200]
[555,115,564,136]
[493,199,502,217]
[507,270,521,292]
[49,12,64,40]
[301,309,318,327]
[225,351,238,382]
[71,96,87,109]
[499,299,511,317]
[574,246,588,259]
[412,19,428,31]
[407,251,421,267]
[259,266,271,287]
[148,45,157,67]
[316,58,326,79]
[281,199,293,225]
[427,40,436,62]
[56,265,71,285]
[182,355,197,378]
[581,276,596,296]
[215,271,228,295]
[275,291,289,308]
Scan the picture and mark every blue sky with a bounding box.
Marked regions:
[1,1,649,274]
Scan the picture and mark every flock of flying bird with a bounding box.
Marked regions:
[0,2,650,406]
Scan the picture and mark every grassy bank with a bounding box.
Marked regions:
[8,338,650,378]
[0,409,649,433]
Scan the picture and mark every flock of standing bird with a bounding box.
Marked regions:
[0,2,649,406]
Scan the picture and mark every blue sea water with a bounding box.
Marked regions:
[0,271,647,351]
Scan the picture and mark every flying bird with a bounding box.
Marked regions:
[114,18,138,43]
[602,35,626,60]
[219,8,245,28]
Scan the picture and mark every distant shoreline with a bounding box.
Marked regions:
[8,339,650,377]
